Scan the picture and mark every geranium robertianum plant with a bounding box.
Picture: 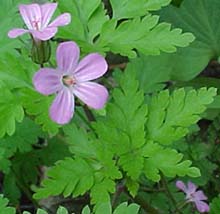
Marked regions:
[1,0,220,214]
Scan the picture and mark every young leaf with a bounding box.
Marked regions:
[110,0,171,19]
[0,195,16,214]
[21,89,60,135]
[147,88,217,144]
[0,86,24,138]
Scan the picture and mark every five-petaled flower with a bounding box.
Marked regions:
[176,180,209,213]
[8,3,71,41]
[33,41,108,124]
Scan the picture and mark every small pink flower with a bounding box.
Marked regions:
[8,3,71,41]
[176,181,209,213]
[33,41,108,124]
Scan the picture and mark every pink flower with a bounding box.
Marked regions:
[33,41,108,124]
[8,3,71,41]
[176,181,209,213]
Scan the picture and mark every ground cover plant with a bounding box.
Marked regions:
[1,0,220,213]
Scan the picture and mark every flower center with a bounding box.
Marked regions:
[32,20,41,30]
[62,75,76,86]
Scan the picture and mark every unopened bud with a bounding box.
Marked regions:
[31,39,51,65]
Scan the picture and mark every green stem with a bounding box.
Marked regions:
[75,108,94,131]
[83,105,96,122]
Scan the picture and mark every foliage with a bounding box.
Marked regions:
[0,0,220,214]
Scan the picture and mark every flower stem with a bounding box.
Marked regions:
[83,105,96,122]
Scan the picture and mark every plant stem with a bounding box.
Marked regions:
[83,104,96,122]
[75,108,94,131]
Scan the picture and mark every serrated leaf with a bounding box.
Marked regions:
[58,0,108,46]
[34,157,94,199]
[0,195,16,214]
[147,88,217,144]
[3,171,21,205]
[21,89,60,135]
[152,0,220,81]
[0,86,24,138]
[97,15,194,58]
[110,0,171,19]
[142,142,201,181]
[95,69,147,181]
[0,53,36,90]
[90,178,115,206]
[0,117,42,154]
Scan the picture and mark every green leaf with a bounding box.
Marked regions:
[82,206,91,214]
[0,117,42,154]
[97,15,194,58]
[21,89,60,135]
[110,0,171,19]
[0,195,16,214]
[0,0,26,57]
[210,197,220,214]
[95,202,112,214]
[142,142,200,181]
[128,55,170,93]
[56,206,68,214]
[0,86,24,138]
[34,157,94,199]
[154,0,220,80]
[3,170,21,205]
[95,69,147,181]
[63,123,121,208]
[58,0,108,45]
[113,202,140,214]
[147,88,217,144]
[36,210,47,214]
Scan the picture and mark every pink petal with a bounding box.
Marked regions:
[176,181,186,192]
[48,13,71,27]
[73,82,108,109]
[40,3,57,29]
[30,27,57,41]
[19,4,41,30]
[187,181,197,195]
[33,68,63,95]
[194,200,209,213]
[50,88,74,124]
[74,53,108,82]
[8,28,28,38]
[193,190,207,201]
[56,41,80,72]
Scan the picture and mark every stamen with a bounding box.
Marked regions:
[62,75,76,86]
[32,20,40,30]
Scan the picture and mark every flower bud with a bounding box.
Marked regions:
[31,39,51,65]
